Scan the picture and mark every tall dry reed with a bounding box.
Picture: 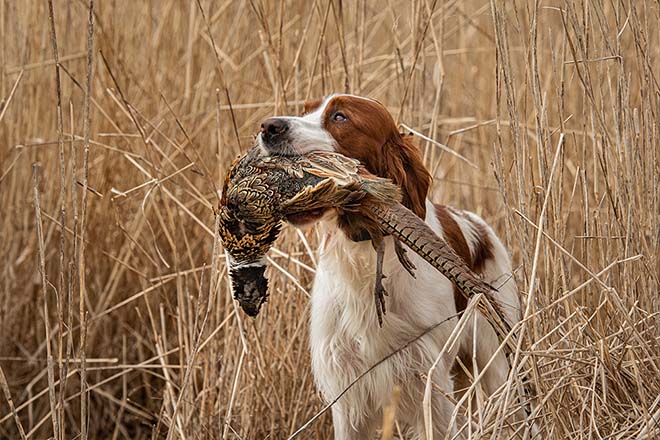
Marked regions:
[1,1,658,438]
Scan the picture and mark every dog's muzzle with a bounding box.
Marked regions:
[259,117,294,155]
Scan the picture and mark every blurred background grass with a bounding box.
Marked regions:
[0,0,658,438]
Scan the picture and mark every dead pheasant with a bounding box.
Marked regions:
[218,148,512,337]
[218,147,405,317]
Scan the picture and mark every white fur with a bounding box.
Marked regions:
[310,201,521,439]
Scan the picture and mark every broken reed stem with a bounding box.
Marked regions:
[78,1,95,438]
[33,165,60,440]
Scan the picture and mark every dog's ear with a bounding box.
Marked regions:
[379,133,431,219]
[302,98,324,115]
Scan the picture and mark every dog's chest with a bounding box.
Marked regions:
[311,233,413,351]
[310,225,457,350]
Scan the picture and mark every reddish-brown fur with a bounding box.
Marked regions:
[435,204,473,312]
[311,96,431,219]
[470,221,495,273]
[433,204,496,312]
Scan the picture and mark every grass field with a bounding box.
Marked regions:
[1,0,659,438]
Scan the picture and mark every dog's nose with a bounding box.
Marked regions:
[260,118,289,138]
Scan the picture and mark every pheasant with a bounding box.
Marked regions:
[218,147,406,318]
[218,147,512,338]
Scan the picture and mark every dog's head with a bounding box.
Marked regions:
[258,94,430,219]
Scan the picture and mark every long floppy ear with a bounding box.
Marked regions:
[378,133,431,219]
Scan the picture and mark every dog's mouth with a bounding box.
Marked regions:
[286,208,328,226]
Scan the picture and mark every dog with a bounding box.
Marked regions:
[258,94,521,439]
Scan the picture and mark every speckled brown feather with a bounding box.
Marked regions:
[219,148,512,340]
[218,148,401,317]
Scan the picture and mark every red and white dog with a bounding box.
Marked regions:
[258,94,521,439]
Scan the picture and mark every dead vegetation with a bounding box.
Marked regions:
[0,0,658,438]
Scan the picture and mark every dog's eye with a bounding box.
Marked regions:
[332,112,347,122]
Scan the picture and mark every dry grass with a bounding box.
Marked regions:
[1,0,659,438]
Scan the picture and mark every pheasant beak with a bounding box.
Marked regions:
[230,264,269,317]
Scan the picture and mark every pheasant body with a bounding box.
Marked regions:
[219,148,400,316]
[219,148,512,338]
